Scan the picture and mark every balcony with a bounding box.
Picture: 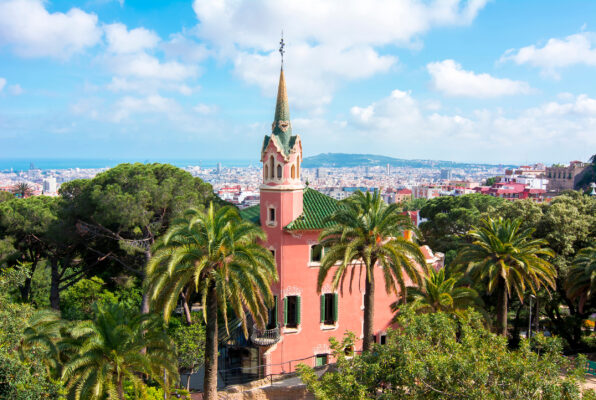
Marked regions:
[250,323,281,346]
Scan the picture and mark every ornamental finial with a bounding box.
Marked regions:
[279,31,285,67]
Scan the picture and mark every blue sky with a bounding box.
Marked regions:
[0,0,595,164]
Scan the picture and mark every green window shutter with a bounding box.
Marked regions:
[320,295,325,323]
[283,297,288,326]
[333,293,339,322]
[273,296,278,326]
[296,296,301,325]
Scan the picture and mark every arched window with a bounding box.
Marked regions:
[297,156,300,178]
[277,164,282,179]
[264,165,268,180]
[269,156,274,179]
[291,164,296,179]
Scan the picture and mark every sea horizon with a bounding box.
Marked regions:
[0,158,259,172]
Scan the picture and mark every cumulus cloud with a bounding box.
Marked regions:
[8,84,23,95]
[194,103,218,115]
[0,0,102,58]
[112,94,180,122]
[500,32,596,78]
[192,0,489,109]
[104,23,160,54]
[0,78,6,91]
[427,60,532,97]
[339,89,596,163]
[106,52,198,81]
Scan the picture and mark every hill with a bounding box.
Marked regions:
[301,153,514,169]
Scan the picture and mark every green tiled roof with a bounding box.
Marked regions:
[238,189,341,231]
[239,205,260,225]
[285,187,341,231]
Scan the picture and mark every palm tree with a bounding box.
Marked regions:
[61,302,177,400]
[455,217,556,336]
[146,203,277,400]
[391,267,483,315]
[21,309,74,380]
[318,190,427,352]
[566,245,596,311]
[13,182,34,198]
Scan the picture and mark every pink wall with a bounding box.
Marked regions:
[260,215,402,375]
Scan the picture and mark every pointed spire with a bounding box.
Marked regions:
[271,36,292,151]
[274,68,290,124]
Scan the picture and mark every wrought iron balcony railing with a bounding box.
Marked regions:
[250,323,281,346]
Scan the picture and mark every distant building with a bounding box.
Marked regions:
[217,162,222,174]
[545,161,591,192]
[395,188,412,203]
[475,182,546,202]
[43,177,57,194]
[440,169,452,180]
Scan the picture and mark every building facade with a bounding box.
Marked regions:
[236,68,443,378]
[545,161,590,192]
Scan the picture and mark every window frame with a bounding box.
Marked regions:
[284,295,301,329]
[320,293,338,326]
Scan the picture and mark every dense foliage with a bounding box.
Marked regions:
[146,204,277,399]
[298,310,589,400]
[319,190,427,351]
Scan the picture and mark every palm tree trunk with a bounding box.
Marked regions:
[181,290,192,325]
[117,378,125,400]
[496,277,508,336]
[203,281,218,400]
[362,269,375,352]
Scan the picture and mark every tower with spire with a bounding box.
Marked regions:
[259,60,303,228]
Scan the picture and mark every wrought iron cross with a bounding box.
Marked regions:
[279,32,285,66]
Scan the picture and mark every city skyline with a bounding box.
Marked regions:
[1,0,596,164]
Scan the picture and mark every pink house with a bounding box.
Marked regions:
[233,68,442,380]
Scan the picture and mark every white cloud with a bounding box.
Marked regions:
[104,23,160,54]
[106,77,196,95]
[335,90,596,163]
[0,78,6,91]
[234,43,395,111]
[0,0,102,58]
[112,94,179,122]
[8,84,23,95]
[107,52,198,81]
[427,60,531,97]
[192,0,489,110]
[194,103,218,115]
[501,32,596,78]
[162,33,209,63]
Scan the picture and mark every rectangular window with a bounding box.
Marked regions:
[380,334,387,345]
[315,354,328,367]
[320,293,338,325]
[266,296,278,329]
[269,208,276,222]
[310,244,323,262]
[284,295,301,328]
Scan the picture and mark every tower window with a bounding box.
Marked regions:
[264,165,269,180]
[291,164,296,179]
[269,155,274,179]
[277,164,282,179]
[269,207,276,223]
